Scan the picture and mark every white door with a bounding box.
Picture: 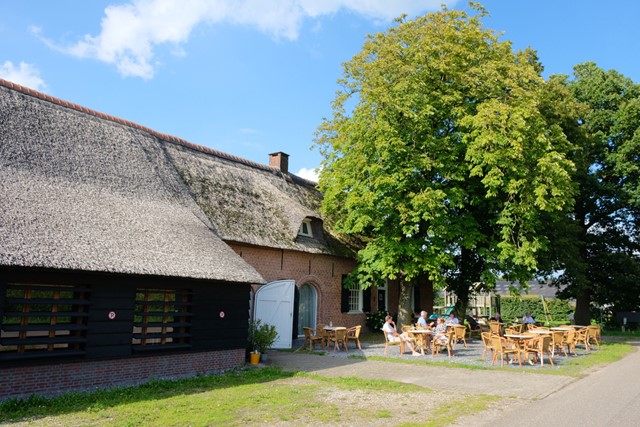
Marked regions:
[254,280,295,349]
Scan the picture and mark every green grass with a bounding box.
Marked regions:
[0,367,499,427]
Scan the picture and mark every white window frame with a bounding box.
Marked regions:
[348,281,363,313]
[298,219,313,237]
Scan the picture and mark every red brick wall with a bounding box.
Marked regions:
[229,243,365,330]
[0,349,244,401]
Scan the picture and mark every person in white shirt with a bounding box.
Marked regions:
[417,310,435,328]
[382,315,420,356]
[447,312,459,325]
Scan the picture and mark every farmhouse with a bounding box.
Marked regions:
[0,78,361,399]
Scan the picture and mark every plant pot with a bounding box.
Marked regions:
[249,352,261,365]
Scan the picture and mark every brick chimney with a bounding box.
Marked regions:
[269,151,289,174]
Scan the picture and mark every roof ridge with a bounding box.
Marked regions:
[0,78,317,185]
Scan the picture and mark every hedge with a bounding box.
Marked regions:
[499,295,573,325]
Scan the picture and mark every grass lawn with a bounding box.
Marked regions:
[0,336,634,426]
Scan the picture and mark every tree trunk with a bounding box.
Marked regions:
[574,286,591,325]
[397,278,412,328]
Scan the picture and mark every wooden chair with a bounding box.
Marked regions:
[452,325,468,349]
[382,329,405,356]
[564,328,578,356]
[549,330,567,357]
[328,328,348,352]
[492,335,523,367]
[481,332,495,361]
[512,323,525,334]
[489,321,502,336]
[302,327,324,351]
[586,325,601,349]
[432,330,454,357]
[316,323,328,348]
[524,335,554,366]
[575,327,591,351]
[346,325,362,350]
[467,323,483,340]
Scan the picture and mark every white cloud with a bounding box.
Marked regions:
[38,0,458,79]
[0,61,46,91]
[295,167,319,182]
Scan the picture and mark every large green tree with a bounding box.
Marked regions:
[314,6,575,325]
[542,63,640,324]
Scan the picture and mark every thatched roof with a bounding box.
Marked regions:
[166,144,349,254]
[0,80,264,283]
[1,78,352,282]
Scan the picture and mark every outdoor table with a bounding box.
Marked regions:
[550,327,573,331]
[528,329,552,335]
[408,329,432,355]
[504,334,535,350]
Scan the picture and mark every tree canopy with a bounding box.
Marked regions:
[314,6,576,324]
[542,63,640,324]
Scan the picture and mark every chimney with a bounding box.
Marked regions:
[269,151,289,174]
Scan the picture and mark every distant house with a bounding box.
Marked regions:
[0,79,359,400]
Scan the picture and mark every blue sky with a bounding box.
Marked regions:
[2,0,639,181]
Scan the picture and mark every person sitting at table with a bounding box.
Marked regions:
[466,312,482,332]
[382,315,421,356]
[489,312,503,323]
[433,317,450,345]
[446,312,459,325]
[522,312,535,324]
[417,310,435,329]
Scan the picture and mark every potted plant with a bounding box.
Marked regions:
[247,319,278,363]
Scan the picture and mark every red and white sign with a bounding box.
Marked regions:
[108,311,116,320]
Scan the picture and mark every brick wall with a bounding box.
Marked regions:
[0,349,244,401]
[229,243,366,329]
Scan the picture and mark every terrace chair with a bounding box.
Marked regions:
[586,325,601,349]
[346,325,362,350]
[481,332,495,361]
[316,323,328,348]
[564,328,578,356]
[382,329,405,356]
[524,335,554,366]
[329,328,348,352]
[575,327,591,351]
[491,335,522,367]
[467,322,483,341]
[452,325,468,349]
[432,330,454,357]
[489,321,503,336]
[302,327,324,351]
[549,330,567,357]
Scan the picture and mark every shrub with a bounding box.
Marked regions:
[247,319,278,353]
[365,310,389,331]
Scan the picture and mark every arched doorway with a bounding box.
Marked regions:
[296,283,317,337]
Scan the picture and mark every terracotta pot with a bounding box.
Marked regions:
[249,352,261,364]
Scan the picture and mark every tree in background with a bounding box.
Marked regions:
[314,5,575,325]
[541,63,640,325]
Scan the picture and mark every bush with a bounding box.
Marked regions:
[247,319,278,353]
[365,310,389,331]
[500,295,573,324]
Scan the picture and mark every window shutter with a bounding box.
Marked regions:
[363,287,371,312]
[340,275,349,313]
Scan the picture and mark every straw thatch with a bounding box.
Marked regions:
[0,78,353,283]
[0,81,263,283]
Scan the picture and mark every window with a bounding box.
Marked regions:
[1,283,90,360]
[298,218,313,237]
[132,288,192,351]
[348,281,363,312]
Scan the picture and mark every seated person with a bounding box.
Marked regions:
[489,312,503,323]
[522,312,536,324]
[446,312,459,325]
[466,312,482,332]
[433,317,450,345]
[417,310,435,329]
[382,315,420,356]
